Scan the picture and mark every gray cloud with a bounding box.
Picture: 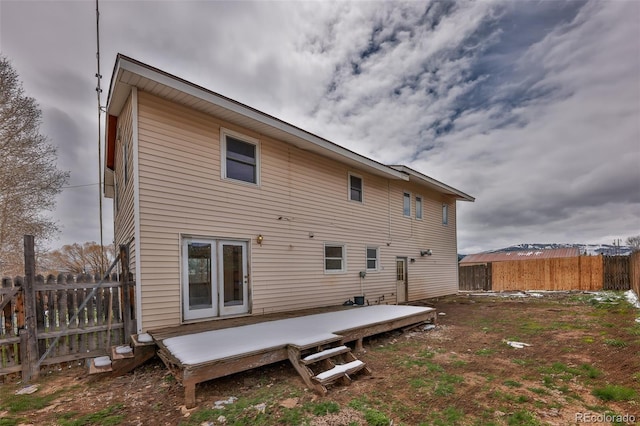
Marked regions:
[1,0,638,253]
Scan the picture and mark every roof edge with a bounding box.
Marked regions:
[390,165,475,202]
[106,54,408,181]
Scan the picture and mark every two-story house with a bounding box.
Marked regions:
[103,55,474,333]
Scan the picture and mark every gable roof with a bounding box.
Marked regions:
[460,247,580,264]
[105,54,473,201]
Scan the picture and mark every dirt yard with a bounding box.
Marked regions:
[1,292,639,425]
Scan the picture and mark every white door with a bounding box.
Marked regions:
[218,241,249,316]
[182,238,218,320]
[396,258,408,303]
[182,238,250,321]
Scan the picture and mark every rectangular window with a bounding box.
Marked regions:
[403,192,411,217]
[324,244,345,273]
[416,196,423,220]
[222,129,259,184]
[349,174,363,202]
[442,203,449,225]
[366,246,379,271]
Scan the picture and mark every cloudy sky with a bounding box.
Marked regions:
[1,0,638,254]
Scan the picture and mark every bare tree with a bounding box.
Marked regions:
[627,235,640,252]
[44,242,115,276]
[0,56,69,276]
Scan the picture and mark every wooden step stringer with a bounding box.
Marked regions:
[288,340,371,395]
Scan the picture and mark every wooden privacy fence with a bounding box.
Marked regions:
[459,264,492,291]
[631,251,640,297]
[0,237,135,378]
[460,254,638,292]
[491,256,602,292]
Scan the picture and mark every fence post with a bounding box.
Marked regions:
[22,235,39,381]
[119,244,132,341]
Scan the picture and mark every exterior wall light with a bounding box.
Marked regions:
[420,249,432,256]
[257,234,264,245]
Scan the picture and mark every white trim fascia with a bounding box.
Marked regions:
[390,165,475,202]
[111,55,408,182]
[131,87,143,333]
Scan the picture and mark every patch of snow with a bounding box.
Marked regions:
[423,324,436,331]
[115,345,132,355]
[213,397,237,410]
[93,356,111,367]
[303,346,348,362]
[505,340,531,349]
[438,312,446,316]
[15,385,39,395]
[163,305,432,365]
[252,403,267,413]
[624,290,640,309]
[137,333,153,343]
[528,293,544,298]
[315,360,364,381]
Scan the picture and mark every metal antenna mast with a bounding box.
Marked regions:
[95,0,105,274]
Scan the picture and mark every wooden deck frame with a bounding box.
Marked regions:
[153,308,436,408]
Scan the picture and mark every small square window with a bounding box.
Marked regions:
[442,203,449,225]
[366,246,379,271]
[324,244,346,273]
[416,196,423,220]
[349,174,363,202]
[222,130,260,185]
[403,192,411,217]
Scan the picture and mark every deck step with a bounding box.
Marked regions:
[131,333,155,347]
[111,345,134,360]
[302,346,350,365]
[88,356,113,374]
[313,360,365,385]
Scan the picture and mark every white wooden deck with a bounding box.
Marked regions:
[153,304,436,407]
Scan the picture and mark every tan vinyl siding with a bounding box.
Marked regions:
[135,91,460,330]
[113,94,136,275]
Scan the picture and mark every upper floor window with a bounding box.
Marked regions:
[416,196,423,220]
[324,244,346,273]
[403,192,411,217]
[366,246,379,271]
[442,203,449,225]
[221,129,260,185]
[349,174,363,202]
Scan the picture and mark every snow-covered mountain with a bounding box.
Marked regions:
[487,243,634,257]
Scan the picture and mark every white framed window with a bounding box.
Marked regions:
[416,196,423,220]
[324,244,346,273]
[221,128,260,185]
[366,246,379,271]
[349,173,363,203]
[442,203,449,225]
[403,192,411,217]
